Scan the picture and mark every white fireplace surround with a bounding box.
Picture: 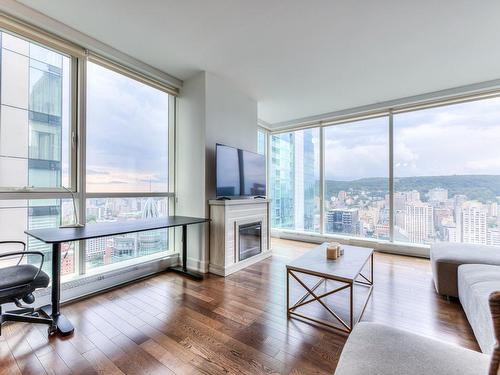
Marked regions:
[208,199,271,276]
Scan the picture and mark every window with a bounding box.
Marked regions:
[0,199,77,279]
[0,20,176,286]
[324,117,389,239]
[0,30,77,280]
[84,60,173,273]
[85,197,169,272]
[0,30,72,190]
[270,95,500,252]
[270,128,320,232]
[86,62,169,193]
[394,97,500,245]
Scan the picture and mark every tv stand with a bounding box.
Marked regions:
[216,196,231,201]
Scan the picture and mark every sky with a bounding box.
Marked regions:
[321,96,500,180]
[86,62,169,192]
[85,60,500,188]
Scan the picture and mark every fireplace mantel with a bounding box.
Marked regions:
[208,198,271,276]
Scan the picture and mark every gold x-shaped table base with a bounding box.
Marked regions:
[286,257,373,334]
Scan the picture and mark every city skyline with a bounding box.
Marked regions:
[270,95,500,247]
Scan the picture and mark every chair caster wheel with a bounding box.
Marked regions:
[47,325,57,336]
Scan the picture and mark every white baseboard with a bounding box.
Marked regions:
[209,249,272,276]
[187,256,209,273]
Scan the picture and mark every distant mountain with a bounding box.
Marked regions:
[325,175,500,202]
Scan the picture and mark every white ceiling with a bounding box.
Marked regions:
[15,0,500,125]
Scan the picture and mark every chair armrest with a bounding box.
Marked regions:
[0,251,45,283]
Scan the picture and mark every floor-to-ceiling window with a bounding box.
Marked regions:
[324,117,389,239]
[270,95,500,252]
[0,20,177,282]
[393,96,500,246]
[0,29,77,278]
[270,128,320,232]
[85,61,173,273]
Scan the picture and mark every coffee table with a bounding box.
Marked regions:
[286,243,373,333]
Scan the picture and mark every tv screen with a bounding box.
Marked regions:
[241,150,266,196]
[216,144,241,197]
[216,144,266,198]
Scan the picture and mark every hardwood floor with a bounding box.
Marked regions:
[0,239,478,374]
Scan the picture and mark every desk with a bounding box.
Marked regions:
[25,216,209,336]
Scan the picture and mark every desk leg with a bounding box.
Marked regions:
[40,243,74,336]
[167,225,203,280]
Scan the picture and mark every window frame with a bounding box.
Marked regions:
[0,24,79,194]
[269,92,500,256]
[0,15,178,277]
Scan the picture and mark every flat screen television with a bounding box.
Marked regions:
[216,144,266,198]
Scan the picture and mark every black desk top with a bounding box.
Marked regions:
[25,216,209,244]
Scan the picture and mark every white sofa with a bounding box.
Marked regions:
[431,243,500,298]
[335,291,499,375]
[459,264,500,353]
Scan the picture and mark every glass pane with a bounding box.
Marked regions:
[0,199,77,279]
[85,197,170,272]
[394,96,500,245]
[0,31,71,189]
[86,62,169,193]
[270,128,320,232]
[324,117,389,239]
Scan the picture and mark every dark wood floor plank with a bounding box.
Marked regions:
[3,324,46,375]
[0,238,480,375]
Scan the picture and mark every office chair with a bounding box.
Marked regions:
[0,241,56,335]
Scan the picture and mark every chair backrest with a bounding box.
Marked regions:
[490,291,500,375]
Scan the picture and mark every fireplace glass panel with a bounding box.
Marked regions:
[239,222,262,261]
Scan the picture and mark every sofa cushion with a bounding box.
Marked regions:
[431,243,500,297]
[458,264,500,354]
[334,322,490,375]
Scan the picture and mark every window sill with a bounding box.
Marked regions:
[271,228,430,258]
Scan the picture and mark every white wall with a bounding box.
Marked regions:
[176,71,258,272]
[176,72,207,271]
[205,72,258,200]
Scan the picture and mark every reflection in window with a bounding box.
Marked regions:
[0,30,71,189]
[0,199,76,278]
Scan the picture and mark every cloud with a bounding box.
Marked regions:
[324,117,388,180]
[316,96,500,180]
[85,62,169,192]
[394,97,500,177]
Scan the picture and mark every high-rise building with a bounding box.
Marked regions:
[404,202,434,243]
[327,208,359,234]
[488,228,500,246]
[270,131,316,231]
[462,202,487,244]
[404,190,421,203]
[270,133,294,229]
[428,188,448,203]
[0,32,71,274]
